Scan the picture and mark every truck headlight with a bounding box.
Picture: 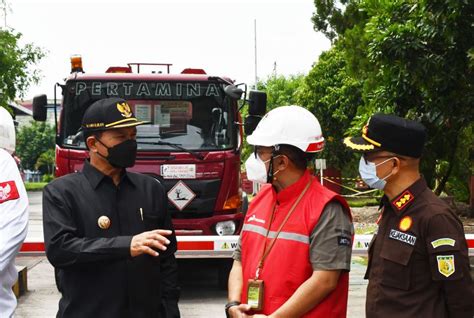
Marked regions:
[215,221,236,236]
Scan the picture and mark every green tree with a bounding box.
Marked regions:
[296,46,363,171]
[0,4,45,107]
[255,74,306,111]
[35,148,55,175]
[312,0,474,198]
[16,121,55,171]
[312,0,366,42]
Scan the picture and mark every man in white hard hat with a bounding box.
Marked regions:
[0,107,29,317]
[226,106,353,318]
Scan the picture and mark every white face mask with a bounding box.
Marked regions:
[358,156,395,190]
[245,154,281,184]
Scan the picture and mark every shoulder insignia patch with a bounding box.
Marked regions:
[437,255,455,277]
[0,181,20,204]
[431,238,456,249]
[399,216,413,231]
[337,236,352,247]
[392,190,414,211]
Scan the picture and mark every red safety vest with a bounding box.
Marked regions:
[241,170,351,317]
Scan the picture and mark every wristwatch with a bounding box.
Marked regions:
[225,301,241,318]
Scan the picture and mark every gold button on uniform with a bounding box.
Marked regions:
[98,216,111,229]
[399,216,413,232]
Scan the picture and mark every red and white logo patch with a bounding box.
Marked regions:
[0,181,20,204]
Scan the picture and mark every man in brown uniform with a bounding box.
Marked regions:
[344,113,473,318]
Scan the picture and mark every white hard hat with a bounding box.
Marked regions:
[0,107,16,154]
[247,105,324,153]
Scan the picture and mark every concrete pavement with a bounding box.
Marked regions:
[15,191,369,317]
[14,256,367,318]
[18,191,474,317]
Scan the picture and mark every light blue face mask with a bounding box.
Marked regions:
[358,156,395,190]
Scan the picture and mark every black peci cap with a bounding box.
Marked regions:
[81,97,149,132]
[343,113,427,158]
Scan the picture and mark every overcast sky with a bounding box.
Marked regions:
[6,0,330,100]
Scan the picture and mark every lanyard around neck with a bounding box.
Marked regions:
[255,177,313,279]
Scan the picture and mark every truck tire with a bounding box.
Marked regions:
[218,259,233,290]
[241,192,249,216]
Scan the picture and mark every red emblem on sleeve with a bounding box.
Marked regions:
[0,181,20,204]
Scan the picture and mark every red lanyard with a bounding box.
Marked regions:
[255,178,313,279]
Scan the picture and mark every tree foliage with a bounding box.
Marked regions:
[311,0,474,199]
[312,0,366,42]
[16,121,55,171]
[35,148,55,174]
[0,23,45,107]
[296,46,362,171]
[255,74,306,111]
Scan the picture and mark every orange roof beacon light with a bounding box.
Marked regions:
[70,55,84,73]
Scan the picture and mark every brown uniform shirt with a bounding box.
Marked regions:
[366,178,474,318]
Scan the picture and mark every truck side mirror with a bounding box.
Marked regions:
[244,115,261,135]
[248,90,266,116]
[224,85,244,100]
[32,94,48,121]
[244,91,267,135]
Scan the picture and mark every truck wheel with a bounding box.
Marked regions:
[218,259,233,290]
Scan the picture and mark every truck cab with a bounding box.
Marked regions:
[33,58,266,272]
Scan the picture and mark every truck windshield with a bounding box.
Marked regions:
[61,80,236,151]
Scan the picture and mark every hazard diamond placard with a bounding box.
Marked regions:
[167,181,196,211]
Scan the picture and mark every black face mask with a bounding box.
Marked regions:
[96,138,137,168]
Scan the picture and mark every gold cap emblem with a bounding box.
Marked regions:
[116,102,132,118]
[98,216,111,229]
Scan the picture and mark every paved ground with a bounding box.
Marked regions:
[15,191,367,317]
[14,256,367,318]
[16,191,474,317]
[24,191,43,242]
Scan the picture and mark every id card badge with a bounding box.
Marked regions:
[247,279,264,311]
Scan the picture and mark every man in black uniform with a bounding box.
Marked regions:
[43,97,180,318]
[344,113,473,318]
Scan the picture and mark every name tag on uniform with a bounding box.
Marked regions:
[389,229,417,246]
[247,279,264,311]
